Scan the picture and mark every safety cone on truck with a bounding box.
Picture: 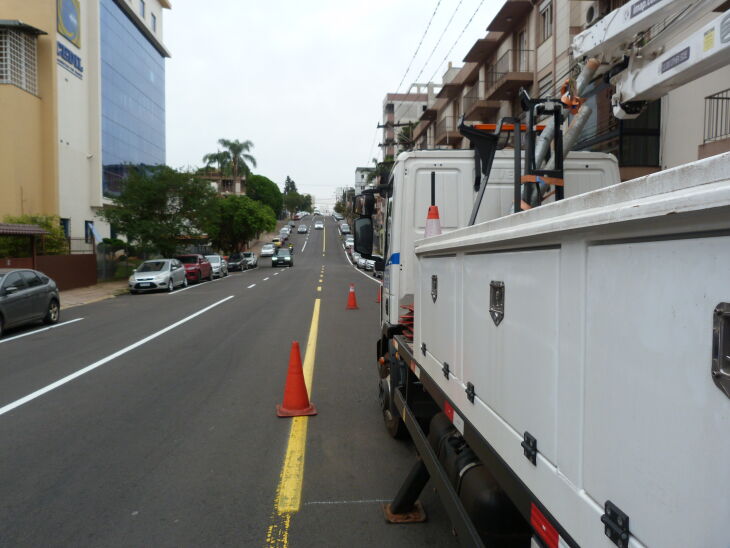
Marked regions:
[424,205,442,237]
[276,341,317,417]
[346,283,359,310]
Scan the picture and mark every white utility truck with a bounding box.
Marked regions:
[354,1,730,547]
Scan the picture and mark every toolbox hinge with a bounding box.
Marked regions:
[442,362,450,379]
[521,431,537,465]
[601,501,630,548]
[465,382,475,403]
[420,342,427,356]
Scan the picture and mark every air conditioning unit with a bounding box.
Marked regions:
[584,1,603,29]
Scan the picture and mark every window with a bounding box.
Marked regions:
[151,13,157,32]
[3,272,27,291]
[21,271,43,288]
[139,0,146,19]
[540,0,553,42]
[85,220,94,243]
[60,218,70,237]
[0,29,38,95]
[538,74,553,99]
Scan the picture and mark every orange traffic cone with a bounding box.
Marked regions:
[277,341,317,417]
[425,205,442,237]
[376,285,382,303]
[346,283,359,309]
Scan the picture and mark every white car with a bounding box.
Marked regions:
[314,221,324,230]
[129,259,187,293]
[205,255,228,278]
[357,256,367,269]
[260,243,276,257]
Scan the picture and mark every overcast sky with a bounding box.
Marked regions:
[164,0,503,209]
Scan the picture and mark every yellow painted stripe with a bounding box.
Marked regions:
[265,298,321,547]
[317,286,322,292]
[322,225,326,253]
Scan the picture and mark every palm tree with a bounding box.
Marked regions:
[202,151,230,175]
[217,139,256,178]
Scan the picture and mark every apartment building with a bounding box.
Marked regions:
[0,0,170,241]
[381,85,429,159]
[411,0,730,181]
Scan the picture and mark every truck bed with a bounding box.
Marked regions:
[412,152,730,548]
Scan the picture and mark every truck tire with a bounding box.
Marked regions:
[379,353,408,439]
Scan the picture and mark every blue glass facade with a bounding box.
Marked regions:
[100,0,165,196]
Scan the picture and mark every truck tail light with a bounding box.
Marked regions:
[530,503,559,548]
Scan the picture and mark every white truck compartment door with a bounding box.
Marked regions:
[584,235,730,548]
[414,169,460,229]
[462,248,560,465]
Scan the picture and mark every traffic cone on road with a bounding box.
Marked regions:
[424,205,442,237]
[346,283,359,310]
[277,341,317,417]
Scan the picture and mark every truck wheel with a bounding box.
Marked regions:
[379,357,408,439]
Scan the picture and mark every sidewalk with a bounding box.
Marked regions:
[60,280,128,310]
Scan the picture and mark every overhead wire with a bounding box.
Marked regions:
[394,0,443,94]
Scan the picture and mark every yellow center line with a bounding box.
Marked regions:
[265,299,320,547]
[322,225,326,254]
[317,286,322,292]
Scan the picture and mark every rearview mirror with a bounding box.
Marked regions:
[353,193,375,217]
[354,217,373,256]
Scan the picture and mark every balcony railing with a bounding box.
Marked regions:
[704,88,730,143]
[486,49,533,100]
[435,116,462,145]
[463,81,501,121]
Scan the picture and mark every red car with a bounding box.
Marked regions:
[175,254,212,283]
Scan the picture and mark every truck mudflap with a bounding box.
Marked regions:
[390,334,579,548]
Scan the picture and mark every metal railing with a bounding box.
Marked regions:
[435,116,459,143]
[487,49,533,89]
[704,88,730,143]
[463,82,485,114]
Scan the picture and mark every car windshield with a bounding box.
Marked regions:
[262,244,273,250]
[177,256,198,264]
[206,256,220,263]
[242,252,252,257]
[229,253,242,260]
[138,261,167,272]
[276,249,290,257]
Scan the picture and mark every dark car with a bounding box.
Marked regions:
[227,252,248,271]
[175,254,213,283]
[0,268,60,338]
[271,248,293,267]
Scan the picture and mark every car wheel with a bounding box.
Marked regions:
[0,315,4,339]
[130,290,138,295]
[43,299,60,325]
[196,272,202,284]
[182,277,188,288]
[167,279,174,292]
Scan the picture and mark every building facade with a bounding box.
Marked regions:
[409,0,729,181]
[0,0,170,241]
[381,85,429,159]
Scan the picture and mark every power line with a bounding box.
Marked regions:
[427,0,486,83]
[395,0,443,94]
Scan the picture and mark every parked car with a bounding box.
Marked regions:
[272,247,294,267]
[345,235,354,251]
[314,220,324,230]
[175,254,212,283]
[205,255,228,278]
[365,259,375,271]
[242,251,257,268]
[333,212,343,221]
[357,256,367,269]
[297,224,308,234]
[351,251,361,264]
[260,243,276,257]
[340,223,351,235]
[0,268,60,337]
[227,252,248,271]
[279,231,289,242]
[129,259,187,293]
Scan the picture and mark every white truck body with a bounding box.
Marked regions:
[413,152,730,547]
[383,149,620,327]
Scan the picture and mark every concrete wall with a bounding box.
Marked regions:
[661,66,730,169]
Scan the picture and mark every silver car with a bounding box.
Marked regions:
[357,256,367,269]
[205,255,228,278]
[129,259,187,294]
[0,268,60,338]
[260,243,276,257]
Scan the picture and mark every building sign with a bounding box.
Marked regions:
[58,0,81,48]
[57,41,84,79]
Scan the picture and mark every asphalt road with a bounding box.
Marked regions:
[0,216,459,547]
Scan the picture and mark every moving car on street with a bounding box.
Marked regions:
[260,244,275,257]
[0,268,60,337]
[129,259,187,294]
[314,220,324,230]
[271,247,293,267]
[297,224,308,234]
[272,238,282,248]
[205,255,228,278]
[175,254,212,283]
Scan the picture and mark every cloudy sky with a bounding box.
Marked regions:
[164,0,503,209]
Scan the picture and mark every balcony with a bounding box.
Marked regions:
[485,49,534,101]
[435,116,462,146]
[699,88,730,159]
[463,82,501,122]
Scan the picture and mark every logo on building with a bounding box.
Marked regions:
[57,41,84,79]
[58,0,81,48]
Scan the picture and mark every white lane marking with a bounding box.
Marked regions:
[0,318,85,345]
[263,277,270,281]
[0,296,234,417]
[304,499,390,506]
[247,284,256,289]
[274,273,279,276]
[302,238,308,252]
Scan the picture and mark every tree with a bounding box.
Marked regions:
[246,174,283,216]
[202,150,229,175]
[0,214,69,257]
[217,138,256,177]
[397,122,417,152]
[283,176,297,195]
[204,195,276,252]
[97,166,218,257]
[298,193,313,213]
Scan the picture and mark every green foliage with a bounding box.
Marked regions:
[397,122,417,152]
[283,176,297,195]
[97,166,218,257]
[246,174,283,216]
[0,214,69,257]
[281,176,314,217]
[204,195,276,252]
